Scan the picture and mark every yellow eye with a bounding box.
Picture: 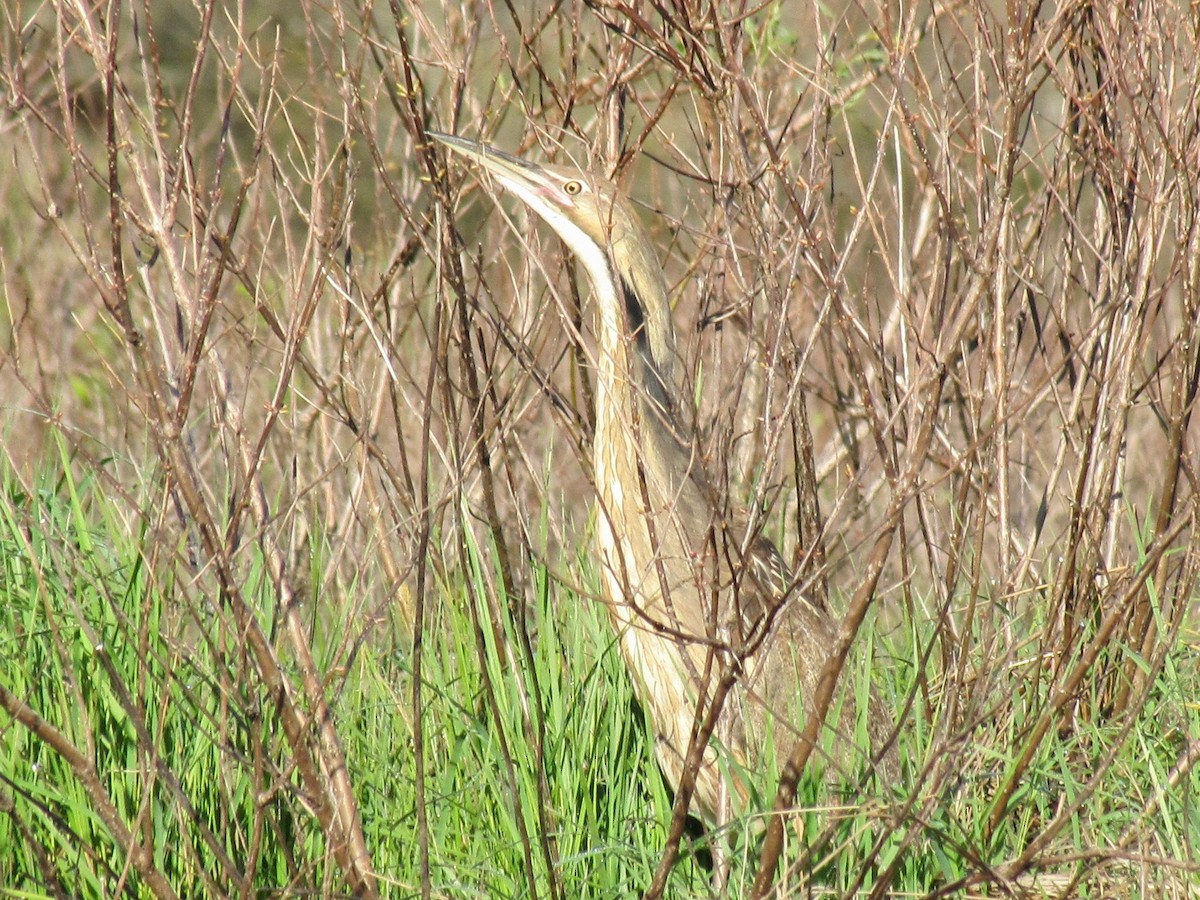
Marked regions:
[563,180,583,195]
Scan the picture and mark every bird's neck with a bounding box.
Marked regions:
[588,260,679,433]
[584,257,696,518]
[589,263,634,416]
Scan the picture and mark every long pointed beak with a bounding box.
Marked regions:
[428,131,548,192]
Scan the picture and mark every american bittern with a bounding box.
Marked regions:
[432,131,893,823]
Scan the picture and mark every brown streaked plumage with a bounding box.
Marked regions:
[431,131,894,823]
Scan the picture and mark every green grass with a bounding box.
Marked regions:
[1,448,1197,897]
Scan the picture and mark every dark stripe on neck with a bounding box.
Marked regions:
[621,273,647,336]
[618,273,673,418]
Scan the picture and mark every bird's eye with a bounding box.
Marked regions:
[564,180,583,195]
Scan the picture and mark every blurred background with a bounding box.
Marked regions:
[1,0,1197,896]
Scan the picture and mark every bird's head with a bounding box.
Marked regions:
[430,131,677,400]
[430,131,638,259]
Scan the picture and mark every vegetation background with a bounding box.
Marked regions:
[1,0,1197,896]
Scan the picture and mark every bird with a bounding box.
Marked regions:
[430,131,893,824]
